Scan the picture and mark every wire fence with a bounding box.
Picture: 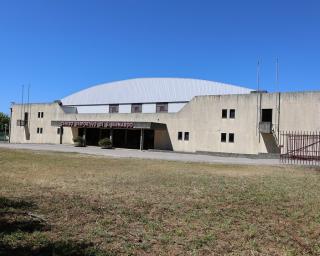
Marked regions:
[280,131,320,166]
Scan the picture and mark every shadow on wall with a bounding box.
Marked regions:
[0,197,104,256]
[261,133,280,154]
[25,126,30,141]
[154,128,173,150]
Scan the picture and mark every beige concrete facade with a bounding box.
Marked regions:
[10,91,320,155]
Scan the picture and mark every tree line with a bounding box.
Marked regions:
[0,112,10,131]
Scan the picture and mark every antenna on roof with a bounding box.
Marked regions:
[257,60,260,91]
[21,84,24,121]
[276,58,279,92]
[27,84,30,126]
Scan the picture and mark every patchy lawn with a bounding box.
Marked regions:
[0,148,320,255]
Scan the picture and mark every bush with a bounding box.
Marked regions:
[98,138,112,149]
[73,136,86,147]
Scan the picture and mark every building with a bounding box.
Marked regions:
[9,78,320,156]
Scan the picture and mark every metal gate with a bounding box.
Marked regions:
[280,131,320,165]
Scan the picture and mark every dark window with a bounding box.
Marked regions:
[37,127,43,134]
[229,109,235,119]
[109,104,119,113]
[131,104,142,113]
[178,132,183,140]
[221,133,226,142]
[222,109,227,118]
[37,128,40,134]
[184,132,189,141]
[261,109,272,122]
[38,112,44,118]
[40,128,43,134]
[229,133,234,143]
[156,103,168,113]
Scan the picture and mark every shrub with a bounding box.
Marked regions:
[73,136,86,147]
[98,138,112,149]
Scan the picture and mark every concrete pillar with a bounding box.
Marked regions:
[83,128,87,147]
[109,129,113,144]
[140,128,144,150]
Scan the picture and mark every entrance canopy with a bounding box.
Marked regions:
[51,120,166,129]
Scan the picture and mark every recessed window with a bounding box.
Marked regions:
[261,109,272,122]
[222,109,227,118]
[156,103,168,113]
[184,132,189,141]
[229,109,235,119]
[131,104,142,113]
[38,112,44,118]
[221,133,226,142]
[37,127,43,134]
[109,104,119,113]
[229,133,234,143]
[178,132,183,140]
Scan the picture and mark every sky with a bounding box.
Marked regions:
[0,0,319,114]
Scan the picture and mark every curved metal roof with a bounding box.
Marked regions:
[61,78,253,105]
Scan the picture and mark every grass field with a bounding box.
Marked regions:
[0,149,320,255]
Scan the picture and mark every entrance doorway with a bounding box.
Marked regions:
[79,128,154,150]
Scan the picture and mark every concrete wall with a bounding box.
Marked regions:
[118,104,131,113]
[168,103,186,113]
[77,105,108,114]
[10,91,320,155]
[74,102,187,114]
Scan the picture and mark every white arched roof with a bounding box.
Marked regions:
[61,78,253,106]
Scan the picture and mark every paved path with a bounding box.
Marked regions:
[0,143,280,166]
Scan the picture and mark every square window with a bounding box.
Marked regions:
[261,109,272,122]
[229,109,235,119]
[156,103,168,113]
[184,132,189,141]
[109,104,119,113]
[229,133,234,143]
[178,132,183,140]
[131,104,142,113]
[222,109,227,118]
[221,133,226,142]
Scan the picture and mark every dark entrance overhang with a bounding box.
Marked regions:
[51,120,166,129]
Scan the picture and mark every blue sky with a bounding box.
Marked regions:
[0,0,319,113]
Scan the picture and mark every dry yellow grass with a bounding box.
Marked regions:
[0,148,320,255]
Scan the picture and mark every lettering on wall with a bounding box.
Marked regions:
[58,121,134,129]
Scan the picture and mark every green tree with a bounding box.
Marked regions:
[0,112,10,131]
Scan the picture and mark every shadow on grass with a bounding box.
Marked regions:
[0,197,47,234]
[0,197,109,256]
[0,240,100,256]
